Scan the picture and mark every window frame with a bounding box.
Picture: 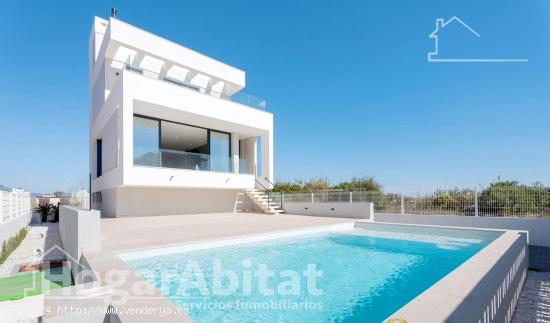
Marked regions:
[133,114,232,165]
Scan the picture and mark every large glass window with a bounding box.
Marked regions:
[133,115,232,173]
[160,121,209,170]
[210,131,231,172]
[133,116,159,166]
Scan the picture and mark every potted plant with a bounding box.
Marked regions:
[52,203,61,223]
[34,203,52,223]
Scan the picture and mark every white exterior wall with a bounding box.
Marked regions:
[89,16,274,216]
[0,213,31,247]
[107,18,245,90]
[99,187,245,218]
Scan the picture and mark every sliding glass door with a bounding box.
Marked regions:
[133,115,232,173]
[210,131,231,172]
[160,121,209,170]
[133,116,159,166]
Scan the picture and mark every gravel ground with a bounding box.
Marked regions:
[512,270,550,323]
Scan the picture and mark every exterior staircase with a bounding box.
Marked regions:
[245,188,284,214]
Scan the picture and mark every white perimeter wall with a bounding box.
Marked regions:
[284,202,374,220]
[99,187,245,217]
[0,213,31,246]
[59,206,101,281]
[375,213,550,247]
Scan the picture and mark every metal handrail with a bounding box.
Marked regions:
[254,178,269,191]
[263,177,276,187]
[254,178,273,212]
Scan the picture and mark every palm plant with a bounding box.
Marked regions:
[52,203,60,223]
[34,203,53,223]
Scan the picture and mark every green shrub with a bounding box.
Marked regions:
[272,182,303,192]
[34,203,52,223]
[334,176,383,192]
[479,181,550,216]
[303,177,331,192]
[0,228,28,265]
[433,193,459,210]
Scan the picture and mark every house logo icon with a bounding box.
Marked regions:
[427,16,528,63]
[24,245,88,297]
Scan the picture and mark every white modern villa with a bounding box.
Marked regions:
[1,10,549,323]
[89,15,275,217]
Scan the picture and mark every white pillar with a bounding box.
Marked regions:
[260,133,273,187]
[252,137,258,176]
[120,90,132,186]
[368,202,375,222]
[231,133,240,173]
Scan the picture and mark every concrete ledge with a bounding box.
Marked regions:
[284,202,374,219]
[117,222,355,261]
[59,206,101,281]
[386,229,528,323]
[375,213,550,247]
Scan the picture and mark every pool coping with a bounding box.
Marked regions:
[78,219,356,323]
[79,217,527,322]
[117,222,356,261]
[381,222,528,322]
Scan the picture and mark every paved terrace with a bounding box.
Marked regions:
[47,213,352,323]
[98,212,351,252]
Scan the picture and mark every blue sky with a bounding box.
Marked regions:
[1,0,549,193]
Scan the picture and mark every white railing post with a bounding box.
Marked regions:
[400,190,405,215]
[474,187,479,217]
[311,192,314,204]
[350,192,353,204]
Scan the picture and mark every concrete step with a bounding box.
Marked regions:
[244,189,284,214]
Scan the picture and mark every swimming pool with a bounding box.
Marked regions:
[122,223,502,322]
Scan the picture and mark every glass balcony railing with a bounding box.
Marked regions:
[133,149,254,174]
[111,59,267,111]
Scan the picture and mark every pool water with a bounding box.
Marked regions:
[125,224,501,322]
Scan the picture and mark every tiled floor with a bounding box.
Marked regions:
[512,271,550,323]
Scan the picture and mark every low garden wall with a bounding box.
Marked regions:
[0,213,31,247]
[284,202,374,219]
[59,206,101,281]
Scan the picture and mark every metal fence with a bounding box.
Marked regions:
[0,189,31,224]
[274,186,550,218]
